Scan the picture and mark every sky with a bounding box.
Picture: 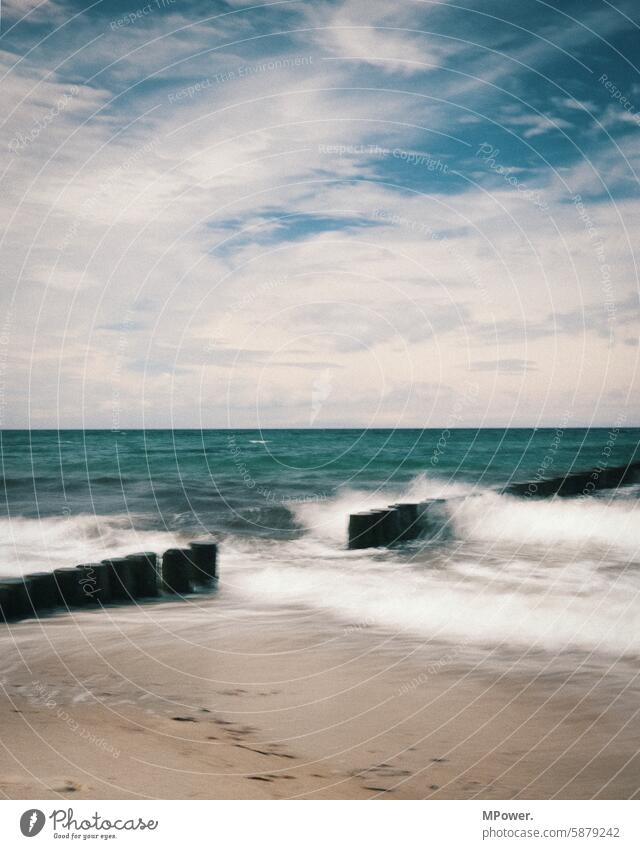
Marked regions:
[1,0,639,428]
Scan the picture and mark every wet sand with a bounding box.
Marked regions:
[0,590,638,799]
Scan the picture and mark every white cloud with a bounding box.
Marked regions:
[0,1,638,426]
[301,0,450,74]
[503,113,573,138]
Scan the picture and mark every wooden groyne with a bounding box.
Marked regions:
[348,500,446,549]
[0,541,218,624]
[504,461,640,499]
[347,460,640,548]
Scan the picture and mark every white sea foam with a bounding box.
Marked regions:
[0,514,184,577]
[224,474,640,656]
[292,473,640,555]
[1,473,638,657]
[450,490,640,553]
[290,472,474,544]
[228,555,640,656]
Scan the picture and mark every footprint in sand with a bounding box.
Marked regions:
[228,725,257,739]
[354,764,410,779]
[234,743,296,760]
[52,780,81,793]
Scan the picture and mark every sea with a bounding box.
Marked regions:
[1,428,639,658]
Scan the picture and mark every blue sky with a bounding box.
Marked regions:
[1,0,639,427]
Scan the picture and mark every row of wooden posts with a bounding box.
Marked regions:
[348,502,428,549]
[0,542,218,623]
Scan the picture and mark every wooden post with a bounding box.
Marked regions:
[25,572,58,613]
[379,507,402,545]
[125,552,160,598]
[54,568,89,608]
[76,562,111,605]
[348,511,378,549]
[0,578,31,621]
[162,548,193,595]
[102,558,136,602]
[390,503,419,540]
[364,509,393,546]
[188,541,218,586]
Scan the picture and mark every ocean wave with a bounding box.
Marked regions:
[449,490,640,554]
[290,472,476,544]
[0,514,185,578]
[227,552,640,656]
[1,471,638,657]
[218,472,639,655]
[291,471,640,555]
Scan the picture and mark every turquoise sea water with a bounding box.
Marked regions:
[1,427,638,523]
[1,428,639,657]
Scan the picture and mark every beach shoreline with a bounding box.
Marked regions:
[0,590,637,800]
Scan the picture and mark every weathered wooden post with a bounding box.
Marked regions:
[390,503,419,540]
[380,507,403,545]
[125,552,160,597]
[188,541,218,586]
[76,562,111,604]
[348,508,399,548]
[54,568,89,608]
[367,509,387,546]
[102,557,136,602]
[161,548,193,594]
[0,578,31,621]
[362,509,392,546]
[348,511,378,549]
[25,572,58,612]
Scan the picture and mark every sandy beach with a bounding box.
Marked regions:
[0,586,637,800]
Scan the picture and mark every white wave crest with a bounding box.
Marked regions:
[0,514,185,577]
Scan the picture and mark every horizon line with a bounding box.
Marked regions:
[1,426,637,432]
